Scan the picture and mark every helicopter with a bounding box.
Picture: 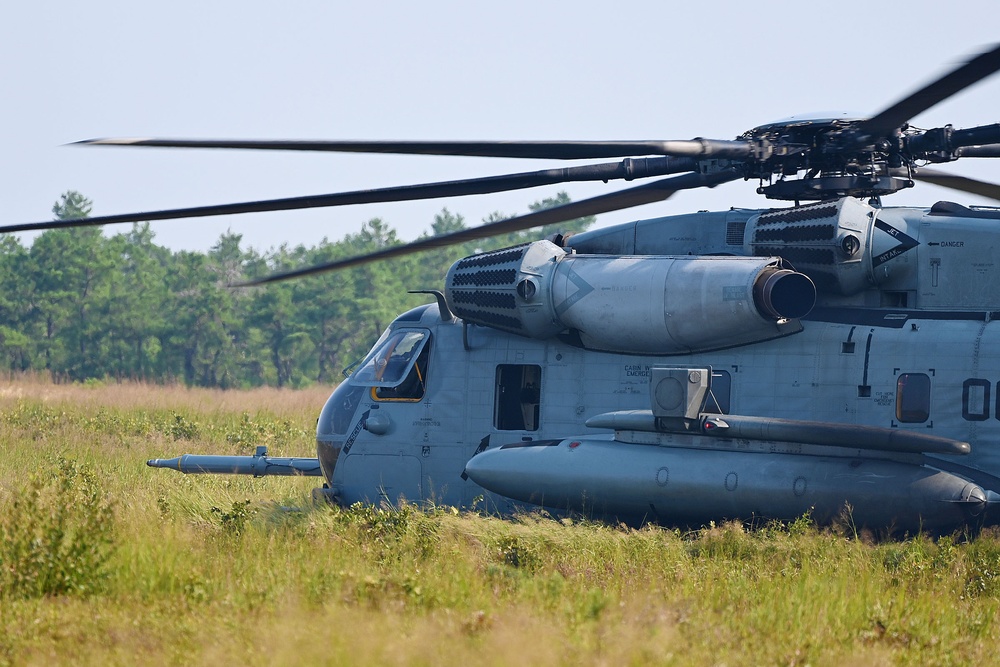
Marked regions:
[9,44,1000,533]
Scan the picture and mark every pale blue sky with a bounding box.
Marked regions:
[3,1,1000,252]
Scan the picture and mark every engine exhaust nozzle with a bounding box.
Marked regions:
[753,268,816,320]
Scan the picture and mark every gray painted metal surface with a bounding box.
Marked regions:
[147,446,322,477]
[584,411,971,455]
[462,437,989,533]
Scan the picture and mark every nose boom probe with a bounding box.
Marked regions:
[147,446,322,477]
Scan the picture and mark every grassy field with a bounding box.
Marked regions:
[1,377,999,666]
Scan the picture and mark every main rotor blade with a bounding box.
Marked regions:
[912,167,1000,202]
[860,43,1000,137]
[76,137,753,160]
[958,143,1000,158]
[0,157,698,235]
[241,168,743,286]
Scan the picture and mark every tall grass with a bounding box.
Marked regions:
[0,378,998,665]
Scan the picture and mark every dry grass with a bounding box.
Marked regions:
[0,377,998,666]
[0,373,334,420]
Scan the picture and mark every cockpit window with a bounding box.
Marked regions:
[353,330,429,387]
[351,330,430,400]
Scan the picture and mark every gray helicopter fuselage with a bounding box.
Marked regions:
[312,198,1000,531]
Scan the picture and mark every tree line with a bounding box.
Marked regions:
[0,191,593,388]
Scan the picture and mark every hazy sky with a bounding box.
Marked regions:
[4,1,1000,254]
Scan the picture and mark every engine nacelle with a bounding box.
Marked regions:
[445,241,816,354]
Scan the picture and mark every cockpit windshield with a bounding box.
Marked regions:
[351,330,429,388]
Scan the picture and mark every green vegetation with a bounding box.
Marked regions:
[1,379,999,665]
[0,191,593,389]
[0,458,115,599]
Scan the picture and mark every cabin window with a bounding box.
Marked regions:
[704,370,731,414]
[494,364,541,431]
[896,373,930,423]
[962,378,991,422]
[352,329,430,402]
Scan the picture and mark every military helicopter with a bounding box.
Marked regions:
[9,44,1000,533]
